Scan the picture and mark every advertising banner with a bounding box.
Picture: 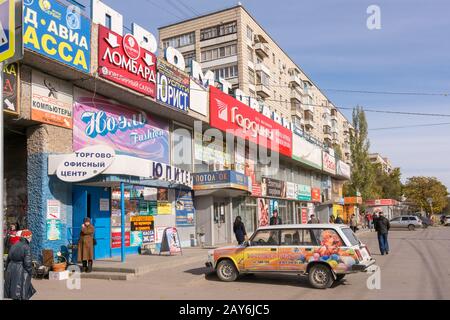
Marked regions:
[130,215,154,244]
[98,25,156,97]
[331,179,344,204]
[32,70,73,128]
[286,182,297,200]
[261,177,286,198]
[337,160,351,179]
[111,231,130,248]
[193,170,249,191]
[209,86,292,157]
[257,198,269,227]
[175,190,195,226]
[301,208,308,224]
[2,62,19,114]
[297,184,312,202]
[190,78,208,116]
[292,133,322,169]
[73,94,169,163]
[160,227,182,254]
[157,59,189,112]
[322,152,337,175]
[311,188,322,203]
[46,219,62,241]
[23,0,91,73]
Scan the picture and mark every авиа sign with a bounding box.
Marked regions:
[23,0,91,73]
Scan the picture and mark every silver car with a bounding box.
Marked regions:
[390,216,423,231]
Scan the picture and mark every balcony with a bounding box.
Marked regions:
[255,62,271,76]
[291,103,303,118]
[304,118,315,129]
[254,42,269,59]
[256,83,271,98]
[331,126,338,134]
[323,117,332,128]
[290,74,302,88]
[303,104,314,113]
[290,89,303,103]
[324,131,332,140]
[343,123,350,134]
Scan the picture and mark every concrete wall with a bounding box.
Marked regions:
[194,195,213,246]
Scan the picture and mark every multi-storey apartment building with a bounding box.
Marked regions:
[369,153,394,174]
[158,4,353,164]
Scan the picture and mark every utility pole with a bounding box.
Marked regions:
[427,198,433,218]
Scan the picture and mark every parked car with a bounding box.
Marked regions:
[206,224,375,289]
[390,216,423,231]
[445,216,450,226]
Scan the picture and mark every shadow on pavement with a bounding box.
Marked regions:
[184,267,212,276]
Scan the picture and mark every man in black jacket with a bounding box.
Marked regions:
[374,211,391,255]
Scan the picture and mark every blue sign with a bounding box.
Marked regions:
[193,170,249,191]
[23,0,91,73]
[175,190,195,226]
[157,59,190,112]
[0,0,15,63]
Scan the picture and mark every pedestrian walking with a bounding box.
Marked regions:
[349,214,358,232]
[367,212,374,231]
[233,216,247,245]
[374,210,391,255]
[329,215,335,224]
[270,209,282,225]
[334,215,344,224]
[78,217,95,273]
[4,223,21,254]
[308,214,320,224]
[4,230,37,300]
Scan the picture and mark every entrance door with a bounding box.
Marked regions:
[213,202,228,245]
[73,186,111,260]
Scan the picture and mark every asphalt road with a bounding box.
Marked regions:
[32,227,450,300]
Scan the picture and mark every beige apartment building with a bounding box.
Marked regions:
[370,153,394,174]
[158,4,352,163]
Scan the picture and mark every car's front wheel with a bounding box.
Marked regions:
[308,264,334,289]
[216,259,238,282]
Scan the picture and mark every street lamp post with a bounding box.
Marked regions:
[427,198,433,218]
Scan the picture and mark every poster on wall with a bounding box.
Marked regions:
[292,133,322,170]
[111,230,130,248]
[311,188,322,203]
[130,215,154,244]
[157,202,172,215]
[301,208,308,224]
[157,59,190,112]
[98,25,156,97]
[32,70,73,129]
[297,185,312,202]
[175,190,195,226]
[160,227,182,255]
[46,200,61,220]
[2,63,19,115]
[286,182,297,200]
[73,94,170,163]
[46,219,62,241]
[23,0,91,73]
[130,231,143,247]
[257,198,269,227]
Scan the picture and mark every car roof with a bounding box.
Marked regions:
[256,224,349,230]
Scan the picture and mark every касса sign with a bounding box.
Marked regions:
[57,145,116,182]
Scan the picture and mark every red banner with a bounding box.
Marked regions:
[365,199,398,206]
[98,25,157,97]
[209,86,292,157]
[301,208,308,224]
[311,188,322,203]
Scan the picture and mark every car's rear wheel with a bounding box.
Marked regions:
[216,260,238,282]
[335,274,346,282]
[408,224,415,231]
[308,264,334,289]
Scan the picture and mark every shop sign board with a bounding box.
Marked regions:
[311,188,322,203]
[156,59,189,112]
[189,78,208,116]
[209,86,292,157]
[323,152,337,175]
[261,177,285,198]
[337,160,351,179]
[292,133,322,170]
[31,70,73,128]
[2,62,19,114]
[56,145,116,182]
[297,184,312,202]
[23,0,91,72]
[286,182,297,200]
[98,25,156,97]
[73,94,170,163]
[365,199,398,206]
[193,170,249,192]
[344,197,363,205]
[301,208,308,224]
[175,190,195,226]
[160,227,182,255]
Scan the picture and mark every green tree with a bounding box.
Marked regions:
[403,177,449,216]
[333,144,343,160]
[344,106,376,199]
[372,163,403,200]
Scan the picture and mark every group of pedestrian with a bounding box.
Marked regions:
[3,217,96,300]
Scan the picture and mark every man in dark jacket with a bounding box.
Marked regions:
[270,210,282,225]
[4,230,36,300]
[374,211,391,255]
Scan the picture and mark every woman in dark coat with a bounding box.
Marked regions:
[233,216,247,245]
[78,217,95,273]
[4,229,36,300]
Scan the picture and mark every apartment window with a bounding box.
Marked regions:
[247,46,254,63]
[249,89,256,98]
[201,43,237,62]
[105,14,112,30]
[163,32,195,49]
[200,21,237,41]
[256,70,270,86]
[247,26,253,41]
[213,65,238,80]
[272,53,276,64]
[248,68,255,85]
[183,51,196,68]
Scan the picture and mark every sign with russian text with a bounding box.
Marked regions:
[337,160,351,179]
[0,0,15,63]
[157,59,189,112]
[98,25,156,97]
[209,86,292,157]
[2,62,19,114]
[286,182,297,200]
[311,188,322,203]
[32,70,73,128]
[292,133,322,170]
[322,152,337,175]
[175,190,195,226]
[297,184,312,201]
[23,0,91,72]
[193,170,249,191]
[56,145,116,182]
[73,95,169,163]
[261,177,286,198]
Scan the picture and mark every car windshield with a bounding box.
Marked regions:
[341,228,360,246]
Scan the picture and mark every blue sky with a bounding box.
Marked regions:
[79,0,450,188]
